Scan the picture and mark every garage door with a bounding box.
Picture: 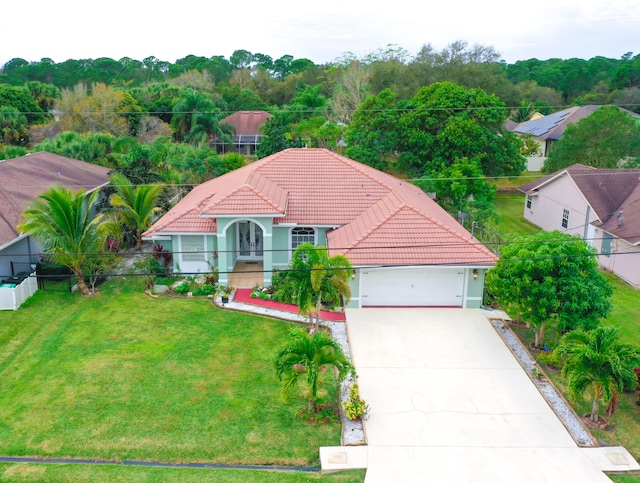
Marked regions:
[360,267,465,307]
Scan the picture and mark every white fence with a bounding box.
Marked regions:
[0,272,38,310]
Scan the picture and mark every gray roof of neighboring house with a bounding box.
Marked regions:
[0,152,110,248]
[512,105,601,140]
[519,164,640,244]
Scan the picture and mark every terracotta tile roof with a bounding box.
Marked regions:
[145,148,497,266]
[519,164,640,221]
[0,152,110,248]
[219,111,272,135]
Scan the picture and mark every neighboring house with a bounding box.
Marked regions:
[0,152,111,280]
[508,105,602,171]
[211,110,272,155]
[144,148,497,308]
[519,164,640,288]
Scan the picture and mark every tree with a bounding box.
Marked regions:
[275,243,352,333]
[557,327,640,423]
[171,88,223,145]
[274,327,351,410]
[0,106,29,145]
[485,231,613,348]
[544,106,640,172]
[345,82,525,178]
[109,172,163,250]
[255,114,293,159]
[19,186,104,296]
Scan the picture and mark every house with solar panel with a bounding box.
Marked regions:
[143,148,497,308]
[211,110,272,156]
[508,105,639,171]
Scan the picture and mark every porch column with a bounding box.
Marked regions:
[263,232,273,286]
[217,233,230,286]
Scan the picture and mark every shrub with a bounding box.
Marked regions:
[296,405,338,424]
[343,383,369,421]
[174,282,191,295]
[537,350,563,370]
[193,284,216,296]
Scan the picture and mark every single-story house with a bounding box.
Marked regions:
[211,110,272,155]
[507,105,639,171]
[0,151,111,281]
[143,148,497,308]
[519,163,640,288]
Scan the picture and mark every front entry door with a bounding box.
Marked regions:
[237,221,263,260]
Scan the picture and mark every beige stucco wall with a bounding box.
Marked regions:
[524,176,597,237]
[594,231,640,288]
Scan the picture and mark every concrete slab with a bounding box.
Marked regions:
[320,446,368,474]
[345,308,630,482]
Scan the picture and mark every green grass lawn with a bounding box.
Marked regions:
[494,193,540,237]
[0,278,358,481]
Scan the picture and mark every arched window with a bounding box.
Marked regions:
[291,227,315,249]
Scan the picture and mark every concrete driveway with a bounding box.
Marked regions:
[345,308,619,482]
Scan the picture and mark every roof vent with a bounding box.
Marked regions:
[617,211,624,227]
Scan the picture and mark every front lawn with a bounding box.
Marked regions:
[0,278,346,475]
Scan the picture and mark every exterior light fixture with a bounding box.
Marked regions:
[472,269,479,279]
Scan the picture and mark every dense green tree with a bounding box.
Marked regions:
[485,231,613,348]
[255,114,295,158]
[557,327,640,423]
[274,327,351,410]
[23,81,61,112]
[171,88,223,145]
[544,105,640,171]
[344,88,400,171]
[0,106,29,145]
[0,84,45,124]
[19,186,104,296]
[109,172,163,250]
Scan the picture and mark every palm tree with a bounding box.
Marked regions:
[19,186,104,296]
[287,243,353,332]
[109,172,163,250]
[274,327,351,410]
[557,327,640,423]
[171,88,221,146]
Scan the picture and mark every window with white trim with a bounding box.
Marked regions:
[561,209,570,229]
[181,235,205,261]
[526,195,532,209]
[291,227,315,249]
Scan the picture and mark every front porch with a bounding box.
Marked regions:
[227,261,265,288]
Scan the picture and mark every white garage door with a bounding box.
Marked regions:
[360,267,465,307]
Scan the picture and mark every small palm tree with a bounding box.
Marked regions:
[109,172,163,250]
[274,328,351,410]
[19,186,103,296]
[287,243,353,333]
[557,326,640,423]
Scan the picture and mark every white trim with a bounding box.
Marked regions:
[202,213,285,218]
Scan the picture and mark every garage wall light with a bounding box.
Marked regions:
[472,269,479,279]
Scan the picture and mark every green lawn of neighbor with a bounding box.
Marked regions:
[0,277,356,481]
[494,193,540,238]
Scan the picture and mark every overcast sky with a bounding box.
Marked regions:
[2,0,638,68]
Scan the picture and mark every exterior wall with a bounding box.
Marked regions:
[272,227,290,269]
[0,236,39,280]
[526,156,545,172]
[523,177,596,236]
[594,230,640,288]
[465,268,486,308]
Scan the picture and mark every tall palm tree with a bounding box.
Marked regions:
[171,88,221,146]
[274,328,351,410]
[19,186,103,296]
[557,326,640,423]
[109,173,163,250]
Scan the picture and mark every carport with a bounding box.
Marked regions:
[344,308,624,482]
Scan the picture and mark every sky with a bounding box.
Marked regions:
[2,0,639,68]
